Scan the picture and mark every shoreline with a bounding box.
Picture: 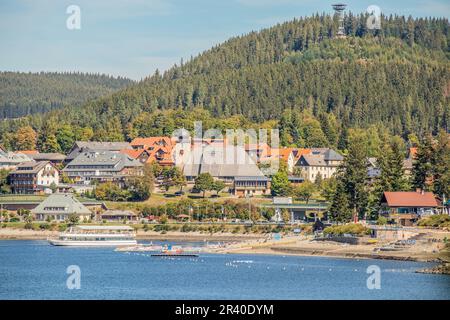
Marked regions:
[225,246,435,262]
[0,228,265,242]
[1,228,447,267]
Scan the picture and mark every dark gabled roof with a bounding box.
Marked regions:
[66,141,132,161]
[183,145,265,178]
[10,161,53,174]
[63,151,142,172]
[234,176,270,181]
[300,154,328,166]
[297,148,343,167]
[74,141,131,150]
[31,194,91,215]
[30,153,66,161]
[323,149,344,161]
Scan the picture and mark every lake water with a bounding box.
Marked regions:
[0,240,449,300]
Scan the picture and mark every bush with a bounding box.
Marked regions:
[154,224,169,232]
[377,216,388,225]
[232,226,241,234]
[418,215,450,228]
[24,222,33,230]
[9,217,20,223]
[323,224,370,237]
[58,224,67,232]
[181,224,193,232]
[39,223,50,230]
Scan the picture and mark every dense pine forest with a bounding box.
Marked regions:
[0,13,449,152]
[0,72,133,119]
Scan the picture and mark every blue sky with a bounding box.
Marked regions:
[0,0,449,80]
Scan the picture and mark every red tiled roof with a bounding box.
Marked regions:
[383,191,438,207]
[294,148,312,159]
[131,137,174,149]
[17,150,39,155]
[270,148,293,162]
[120,149,146,159]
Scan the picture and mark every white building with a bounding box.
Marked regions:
[295,148,343,181]
[9,161,59,194]
[32,194,92,222]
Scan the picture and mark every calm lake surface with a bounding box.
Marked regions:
[0,240,449,300]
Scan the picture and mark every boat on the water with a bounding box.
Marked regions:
[151,244,199,257]
[48,225,137,247]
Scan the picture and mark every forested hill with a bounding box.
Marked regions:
[0,13,449,151]
[0,72,133,119]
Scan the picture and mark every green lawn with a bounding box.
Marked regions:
[0,194,101,203]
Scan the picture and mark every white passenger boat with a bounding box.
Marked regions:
[48,225,137,247]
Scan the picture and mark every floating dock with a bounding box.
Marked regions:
[151,254,199,257]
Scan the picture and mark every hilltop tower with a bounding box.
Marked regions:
[332,3,347,38]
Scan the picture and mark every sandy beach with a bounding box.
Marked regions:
[220,237,445,262]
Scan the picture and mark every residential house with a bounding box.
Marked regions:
[0,151,33,170]
[146,146,175,166]
[31,193,92,222]
[295,148,343,182]
[183,144,270,196]
[9,161,59,194]
[269,148,311,174]
[62,151,143,186]
[100,210,138,222]
[29,152,66,165]
[130,137,175,166]
[65,141,132,163]
[380,191,440,226]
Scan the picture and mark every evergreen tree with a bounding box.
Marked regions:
[412,134,434,191]
[328,180,352,223]
[341,133,369,219]
[271,170,290,197]
[378,137,409,192]
[56,124,75,153]
[432,130,450,199]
